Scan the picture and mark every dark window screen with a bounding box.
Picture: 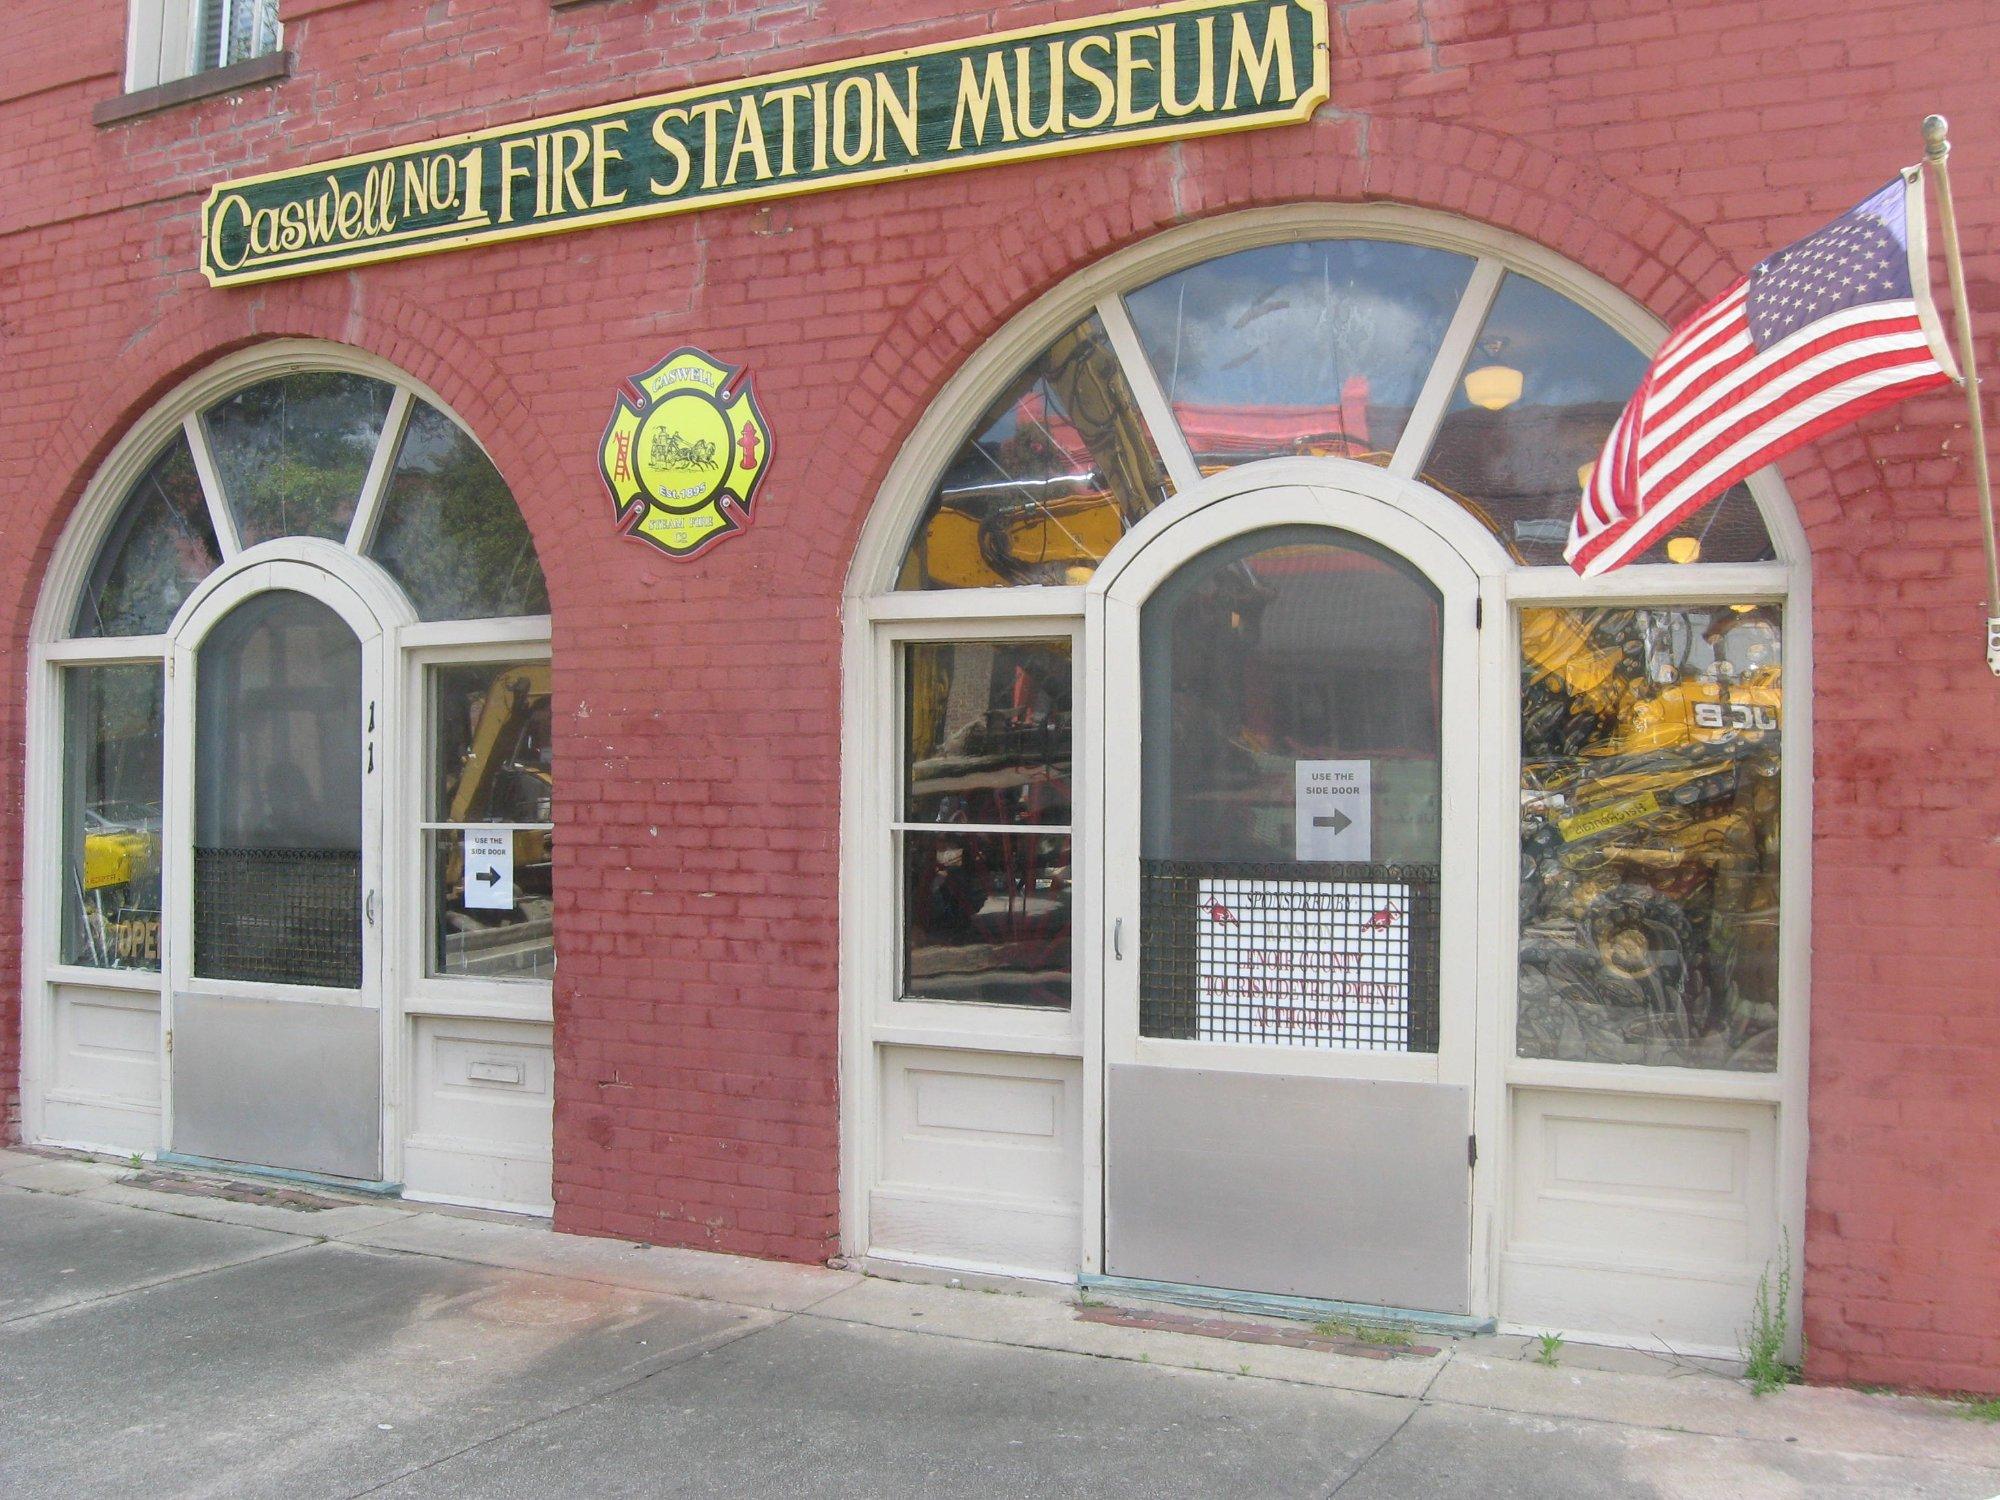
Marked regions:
[1138,527,1443,1051]
[193,591,363,987]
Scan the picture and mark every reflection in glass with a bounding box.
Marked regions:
[1140,527,1443,865]
[1126,239,1473,474]
[1517,605,1782,1071]
[430,830,554,980]
[899,316,1169,589]
[74,435,223,637]
[904,641,1070,825]
[193,591,363,988]
[204,373,394,546]
[427,661,555,983]
[433,663,553,823]
[369,403,550,621]
[1420,273,1774,567]
[61,665,165,969]
[902,830,1071,1008]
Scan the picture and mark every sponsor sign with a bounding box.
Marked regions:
[1196,878,1410,1050]
[199,0,1329,286]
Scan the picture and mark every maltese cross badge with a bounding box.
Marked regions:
[599,348,772,560]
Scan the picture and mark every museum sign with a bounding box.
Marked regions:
[200,0,1330,286]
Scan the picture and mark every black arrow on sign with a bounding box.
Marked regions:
[475,868,503,886]
[1313,810,1354,835]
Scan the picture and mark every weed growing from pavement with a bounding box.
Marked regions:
[1313,1316,1413,1348]
[1535,1332,1563,1368]
[1955,1395,2000,1422]
[1742,1231,1801,1395]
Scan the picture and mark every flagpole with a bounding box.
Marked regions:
[1921,114,2000,675]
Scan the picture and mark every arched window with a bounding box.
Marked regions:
[28,348,556,1213]
[897,239,1774,590]
[844,213,1806,1348]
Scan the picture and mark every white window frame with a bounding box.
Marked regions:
[124,0,282,94]
[839,203,1811,1331]
[19,342,554,1187]
[402,631,556,1025]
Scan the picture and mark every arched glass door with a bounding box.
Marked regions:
[194,592,363,987]
[168,576,384,1183]
[1099,487,1480,1316]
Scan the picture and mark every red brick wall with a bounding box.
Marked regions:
[1,0,1995,1391]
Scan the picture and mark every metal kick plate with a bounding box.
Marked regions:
[171,994,381,1182]
[1105,1064,1472,1315]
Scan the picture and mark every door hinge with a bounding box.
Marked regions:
[1468,1133,1478,1169]
[164,1028,173,1054]
[1474,596,1484,630]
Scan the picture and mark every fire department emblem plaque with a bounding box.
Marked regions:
[599,348,772,560]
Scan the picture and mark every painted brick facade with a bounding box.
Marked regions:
[1,0,1995,1393]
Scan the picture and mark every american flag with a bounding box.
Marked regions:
[1567,172,1960,576]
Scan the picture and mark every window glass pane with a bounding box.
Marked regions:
[1126,239,1474,475]
[194,591,363,988]
[1518,605,1782,1071]
[74,433,223,638]
[902,830,1070,1007]
[904,641,1070,826]
[369,402,550,621]
[61,664,164,970]
[1420,273,1775,567]
[1140,528,1441,865]
[432,663,552,823]
[898,315,1169,589]
[197,0,279,70]
[430,830,553,980]
[203,373,394,547]
[1138,528,1444,1053]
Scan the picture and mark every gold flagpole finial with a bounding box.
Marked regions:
[1923,113,1950,161]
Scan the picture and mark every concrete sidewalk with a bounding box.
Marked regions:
[1,1147,1994,1499]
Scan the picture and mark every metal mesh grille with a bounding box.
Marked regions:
[1140,860,1440,1052]
[193,847,362,988]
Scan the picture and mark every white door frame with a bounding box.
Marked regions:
[1080,456,1514,1313]
[159,539,416,1182]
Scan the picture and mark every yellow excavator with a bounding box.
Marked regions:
[441,663,554,904]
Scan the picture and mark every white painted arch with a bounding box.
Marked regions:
[20,340,556,1213]
[840,203,1811,1357]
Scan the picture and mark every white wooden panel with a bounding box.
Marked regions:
[401,1017,552,1216]
[871,1046,1081,1277]
[42,985,162,1154]
[1502,1088,1778,1354]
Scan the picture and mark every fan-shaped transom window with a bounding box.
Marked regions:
[48,360,552,988]
[897,235,1776,587]
[71,372,548,638]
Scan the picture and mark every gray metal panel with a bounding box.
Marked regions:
[1106,1064,1471,1314]
[172,995,381,1182]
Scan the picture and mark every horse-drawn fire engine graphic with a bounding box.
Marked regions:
[599,347,772,559]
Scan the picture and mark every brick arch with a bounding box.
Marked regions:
[4,274,569,647]
[826,112,1780,586]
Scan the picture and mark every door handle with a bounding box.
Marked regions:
[1113,918,1123,961]
[365,889,378,927]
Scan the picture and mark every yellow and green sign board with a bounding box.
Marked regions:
[600,348,773,560]
[200,0,1330,286]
